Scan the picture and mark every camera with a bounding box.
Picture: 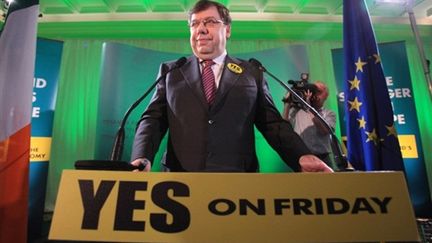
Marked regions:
[283,73,317,108]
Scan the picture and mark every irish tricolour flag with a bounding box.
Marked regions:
[0,0,39,242]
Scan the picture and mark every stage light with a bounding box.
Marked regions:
[375,0,407,5]
[374,0,407,4]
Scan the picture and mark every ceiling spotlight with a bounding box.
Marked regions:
[374,0,408,5]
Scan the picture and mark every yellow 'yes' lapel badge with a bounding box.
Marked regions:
[227,63,243,74]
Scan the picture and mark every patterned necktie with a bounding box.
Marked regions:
[201,60,216,104]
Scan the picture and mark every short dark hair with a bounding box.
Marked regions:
[188,0,232,25]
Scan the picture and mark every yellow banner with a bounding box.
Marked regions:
[398,134,418,158]
[30,137,52,162]
[50,171,419,243]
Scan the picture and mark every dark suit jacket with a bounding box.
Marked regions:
[131,55,310,172]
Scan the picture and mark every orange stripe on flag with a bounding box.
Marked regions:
[0,125,31,243]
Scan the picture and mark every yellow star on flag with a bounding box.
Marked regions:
[357,116,366,129]
[348,97,362,112]
[373,54,381,64]
[385,124,398,137]
[365,129,379,146]
[355,57,367,72]
[349,75,361,91]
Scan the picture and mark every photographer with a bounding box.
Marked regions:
[282,81,336,169]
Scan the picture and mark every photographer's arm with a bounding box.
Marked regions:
[312,110,336,135]
[312,116,329,135]
[282,92,291,120]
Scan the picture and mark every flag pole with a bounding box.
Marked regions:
[406,0,432,100]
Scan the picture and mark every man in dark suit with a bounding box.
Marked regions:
[130,0,333,173]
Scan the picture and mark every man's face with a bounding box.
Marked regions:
[311,83,328,108]
[189,6,231,60]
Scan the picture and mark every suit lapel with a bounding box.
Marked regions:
[180,55,244,111]
[181,56,209,109]
[212,56,243,110]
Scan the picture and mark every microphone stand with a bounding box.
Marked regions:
[74,81,158,171]
[75,57,187,171]
[109,78,160,162]
[249,59,352,171]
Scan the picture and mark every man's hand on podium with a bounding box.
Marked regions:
[299,155,334,173]
[131,158,151,172]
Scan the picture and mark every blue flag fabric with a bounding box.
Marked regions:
[343,0,404,171]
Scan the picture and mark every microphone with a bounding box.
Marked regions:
[75,57,187,171]
[110,56,187,161]
[248,58,352,172]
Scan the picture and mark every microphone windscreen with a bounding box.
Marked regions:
[248,58,266,72]
[175,57,187,68]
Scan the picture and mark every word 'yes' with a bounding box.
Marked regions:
[78,180,190,233]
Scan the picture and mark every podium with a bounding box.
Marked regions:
[49,170,420,242]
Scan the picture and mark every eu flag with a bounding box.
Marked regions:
[343,0,404,171]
